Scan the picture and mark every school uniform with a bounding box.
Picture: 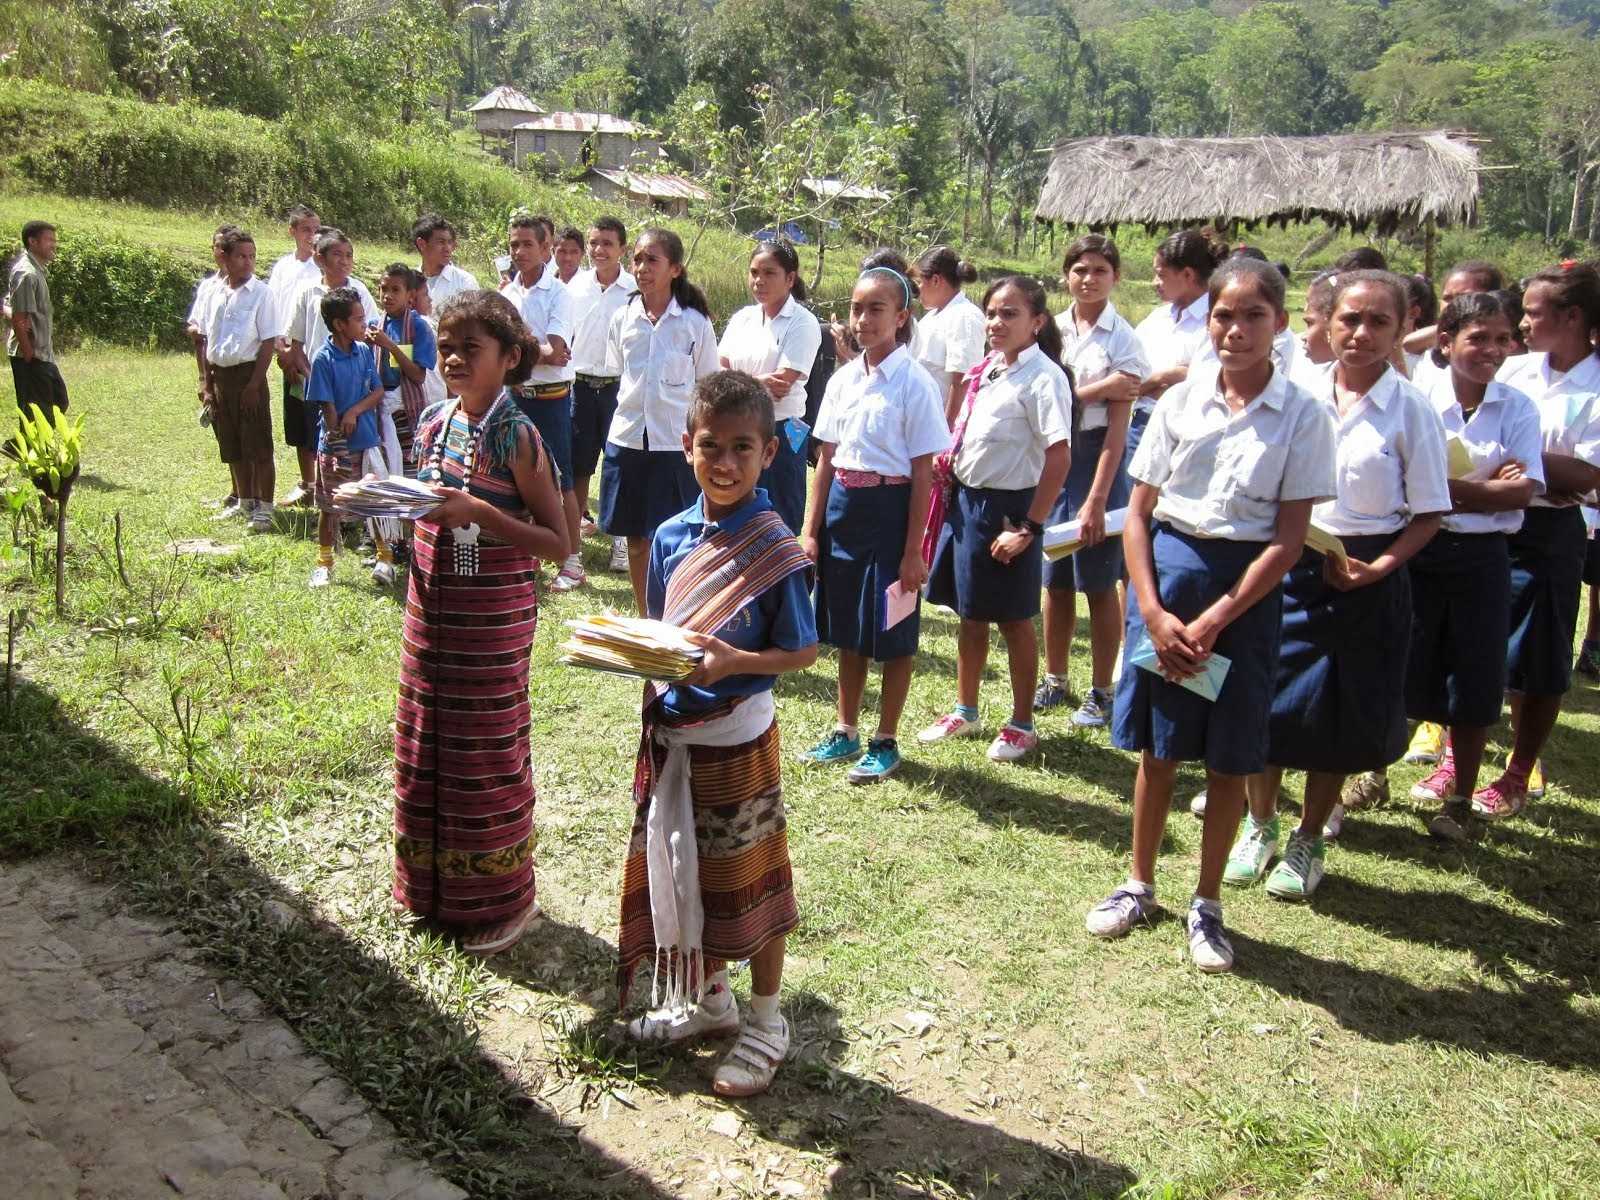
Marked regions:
[1267,368,1451,773]
[204,276,280,464]
[567,266,636,484]
[265,253,320,447]
[375,311,436,475]
[926,344,1073,623]
[423,262,480,310]
[1130,293,1209,470]
[920,291,987,382]
[1111,369,1337,776]
[600,296,719,539]
[719,295,823,535]
[1495,352,1600,697]
[501,267,576,487]
[285,276,379,453]
[306,339,383,512]
[1406,378,1546,727]
[907,315,948,383]
[812,346,950,660]
[1047,301,1146,593]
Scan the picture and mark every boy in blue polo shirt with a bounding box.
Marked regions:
[305,286,387,589]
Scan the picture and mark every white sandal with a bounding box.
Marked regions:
[626,996,740,1045]
[712,1016,789,1097]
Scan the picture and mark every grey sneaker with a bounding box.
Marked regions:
[1071,687,1112,728]
[1086,885,1158,938]
[1187,900,1235,973]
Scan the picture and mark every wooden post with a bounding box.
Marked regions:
[1424,214,1437,279]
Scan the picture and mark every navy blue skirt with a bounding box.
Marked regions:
[926,483,1042,623]
[1507,505,1587,696]
[815,480,919,660]
[598,441,700,539]
[757,422,808,537]
[1043,424,1130,593]
[1112,525,1282,776]
[1584,531,1600,587]
[1405,530,1510,727]
[1267,534,1410,773]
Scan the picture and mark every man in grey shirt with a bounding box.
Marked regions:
[7,220,68,418]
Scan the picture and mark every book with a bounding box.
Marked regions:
[1043,506,1128,561]
[559,614,704,682]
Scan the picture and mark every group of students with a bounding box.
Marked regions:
[170,204,1600,1095]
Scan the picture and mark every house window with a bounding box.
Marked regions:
[535,134,547,152]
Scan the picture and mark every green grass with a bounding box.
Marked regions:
[4,347,1600,1197]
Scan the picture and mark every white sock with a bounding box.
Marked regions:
[749,991,781,1026]
[1124,877,1154,897]
[563,552,581,571]
[837,723,858,739]
[1046,672,1067,687]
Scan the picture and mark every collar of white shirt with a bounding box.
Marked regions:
[1348,364,1400,412]
[862,344,911,381]
[1208,362,1292,413]
[1547,350,1600,392]
[995,342,1044,376]
[512,266,555,295]
[1175,294,1208,328]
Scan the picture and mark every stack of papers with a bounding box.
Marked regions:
[332,476,443,521]
[560,615,704,681]
[1043,507,1128,561]
[1445,435,1475,479]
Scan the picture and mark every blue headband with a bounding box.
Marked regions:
[860,266,912,307]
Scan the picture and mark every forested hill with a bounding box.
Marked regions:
[6,0,1600,240]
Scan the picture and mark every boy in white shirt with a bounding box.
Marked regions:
[203,230,281,532]
[266,204,321,506]
[412,212,478,308]
[188,225,240,512]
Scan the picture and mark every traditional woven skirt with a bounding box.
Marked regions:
[617,715,798,1004]
[1507,505,1587,697]
[393,522,540,926]
[1266,534,1410,774]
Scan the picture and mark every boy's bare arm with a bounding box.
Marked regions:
[682,636,819,686]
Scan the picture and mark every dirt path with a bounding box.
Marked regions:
[0,859,466,1200]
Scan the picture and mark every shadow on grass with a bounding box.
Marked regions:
[0,677,686,1198]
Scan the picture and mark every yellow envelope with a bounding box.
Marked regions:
[1306,519,1348,568]
[1446,435,1475,479]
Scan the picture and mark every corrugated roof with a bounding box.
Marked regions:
[469,86,544,114]
[514,112,647,135]
[590,168,710,203]
[800,177,892,203]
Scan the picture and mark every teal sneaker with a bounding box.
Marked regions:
[847,737,901,784]
[799,729,861,765]
[1223,815,1280,887]
[1265,828,1325,899]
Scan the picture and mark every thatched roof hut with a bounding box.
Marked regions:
[1035,132,1481,236]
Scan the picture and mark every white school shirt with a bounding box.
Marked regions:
[186,273,224,330]
[907,315,947,381]
[1055,300,1147,431]
[1191,327,1298,384]
[718,296,823,422]
[1497,351,1600,508]
[204,276,280,367]
[1409,350,1448,396]
[286,276,378,362]
[953,343,1074,491]
[265,252,319,336]
[567,266,636,377]
[1308,366,1451,537]
[1130,366,1337,542]
[424,262,480,310]
[605,296,720,451]
[1425,377,1546,535]
[501,268,575,386]
[922,291,987,379]
[1134,293,1210,413]
[814,345,950,476]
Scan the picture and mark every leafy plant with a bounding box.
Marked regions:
[5,402,85,614]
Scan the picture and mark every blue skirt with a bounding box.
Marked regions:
[1507,505,1587,697]
[1405,530,1510,727]
[926,483,1042,623]
[814,480,919,661]
[1583,531,1600,587]
[757,421,808,537]
[1267,535,1410,773]
[598,441,700,539]
[1112,525,1282,776]
[1043,423,1130,593]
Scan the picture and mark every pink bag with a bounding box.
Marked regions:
[920,354,998,568]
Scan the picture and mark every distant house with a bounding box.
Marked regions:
[468,86,545,152]
[799,177,893,205]
[585,168,710,219]
[511,112,660,173]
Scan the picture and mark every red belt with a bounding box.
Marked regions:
[836,468,911,488]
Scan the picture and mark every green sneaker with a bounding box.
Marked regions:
[847,737,902,784]
[1265,829,1325,899]
[799,728,862,765]
[1223,815,1280,887]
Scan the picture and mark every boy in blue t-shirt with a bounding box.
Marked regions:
[370,263,437,477]
[305,286,385,589]
[618,370,818,1100]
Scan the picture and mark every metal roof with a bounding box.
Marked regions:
[514,112,648,135]
[468,86,544,114]
[800,177,892,203]
[589,168,710,202]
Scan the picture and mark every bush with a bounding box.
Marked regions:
[2,232,199,351]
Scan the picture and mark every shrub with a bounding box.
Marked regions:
[1,232,199,351]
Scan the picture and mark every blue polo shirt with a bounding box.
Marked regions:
[648,489,818,718]
[306,338,382,453]
[376,312,437,390]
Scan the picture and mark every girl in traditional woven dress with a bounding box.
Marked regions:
[392,290,568,955]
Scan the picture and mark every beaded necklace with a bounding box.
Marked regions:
[422,389,507,575]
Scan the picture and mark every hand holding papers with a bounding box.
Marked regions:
[1129,629,1231,701]
[882,581,918,632]
[560,615,704,682]
[1305,518,1348,569]
[1044,507,1127,561]
[333,475,444,522]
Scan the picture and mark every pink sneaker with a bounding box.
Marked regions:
[986,724,1038,762]
[1471,774,1527,821]
[917,712,980,744]
[1409,762,1456,802]
[549,565,586,593]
